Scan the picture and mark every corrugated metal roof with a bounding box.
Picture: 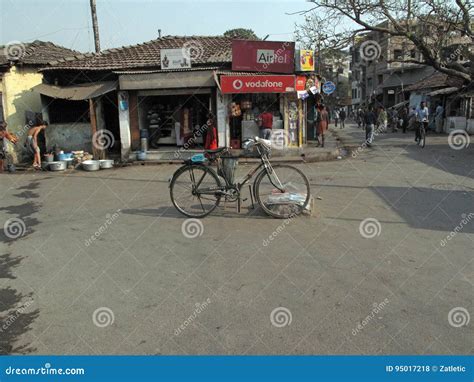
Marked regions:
[33,81,117,100]
[428,87,460,96]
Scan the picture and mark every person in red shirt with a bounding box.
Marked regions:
[258,107,273,140]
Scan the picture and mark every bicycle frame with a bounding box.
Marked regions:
[189,145,286,212]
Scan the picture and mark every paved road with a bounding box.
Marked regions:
[1,124,472,355]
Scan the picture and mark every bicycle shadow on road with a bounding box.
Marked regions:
[121,206,271,220]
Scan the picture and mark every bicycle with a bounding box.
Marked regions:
[169,137,311,219]
[416,120,427,148]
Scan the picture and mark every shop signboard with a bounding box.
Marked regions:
[220,75,295,94]
[297,91,310,100]
[160,48,191,70]
[295,76,307,91]
[232,40,295,74]
[322,81,336,95]
[296,50,315,71]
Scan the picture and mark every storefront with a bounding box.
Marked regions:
[118,68,221,157]
[217,73,307,148]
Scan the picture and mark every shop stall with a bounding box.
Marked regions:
[118,69,219,151]
[218,74,307,148]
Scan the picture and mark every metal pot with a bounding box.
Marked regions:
[49,161,67,171]
[82,160,100,171]
[99,159,114,169]
[44,154,54,163]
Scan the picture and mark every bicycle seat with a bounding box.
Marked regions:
[204,147,227,155]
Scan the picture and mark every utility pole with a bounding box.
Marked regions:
[90,0,101,53]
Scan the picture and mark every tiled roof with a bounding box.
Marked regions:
[44,36,233,71]
[405,71,465,91]
[0,40,78,66]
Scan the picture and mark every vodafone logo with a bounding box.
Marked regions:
[232,79,243,90]
[222,75,294,94]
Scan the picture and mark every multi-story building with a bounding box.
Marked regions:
[349,20,471,110]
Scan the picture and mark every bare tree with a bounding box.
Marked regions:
[293,0,473,83]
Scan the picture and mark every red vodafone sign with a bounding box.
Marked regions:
[232,40,295,74]
[221,75,295,94]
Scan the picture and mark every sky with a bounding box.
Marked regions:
[0,0,314,52]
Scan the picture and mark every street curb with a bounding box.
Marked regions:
[130,147,341,166]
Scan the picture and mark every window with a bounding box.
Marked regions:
[48,98,90,124]
[410,49,416,59]
[394,49,403,60]
[378,75,383,85]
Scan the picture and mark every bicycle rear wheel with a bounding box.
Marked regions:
[420,126,426,148]
[170,164,222,218]
[254,164,310,219]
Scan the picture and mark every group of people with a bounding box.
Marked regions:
[356,101,433,147]
[333,108,347,129]
[0,121,48,172]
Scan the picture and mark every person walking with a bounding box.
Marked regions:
[334,108,340,128]
[357,108,364,128]
[435,102,444,133]
[339,108,346,129]
[316,104,330,147]
[389,108,399,132]
[377,106,388,133]
[415,101,429,143]
[400,106,409,134]
[364,105,377,146]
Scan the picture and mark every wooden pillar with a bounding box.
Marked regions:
[89,98,105,159]
[128,91,140,150]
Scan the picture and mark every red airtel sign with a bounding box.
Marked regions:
[220,75,296,94]
[232,40,295,74]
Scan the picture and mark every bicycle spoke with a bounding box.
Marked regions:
[170,165,221,218]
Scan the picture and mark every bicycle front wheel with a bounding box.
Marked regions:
[254,164,311,219]
[170,164,222,218]
[420,127,426,148]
